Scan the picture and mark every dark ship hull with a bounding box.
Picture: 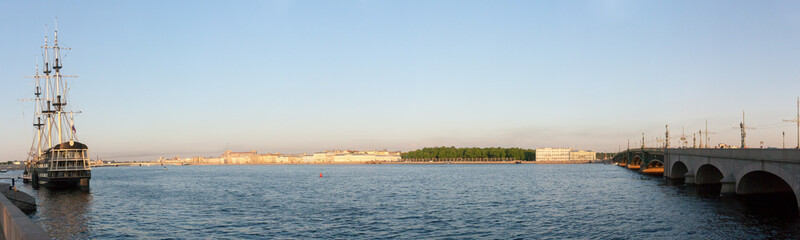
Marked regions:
[26,141,91,188]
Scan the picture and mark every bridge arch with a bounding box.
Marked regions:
[646,160,664,169]
[737,171,793,194]
[632,155,642,166]
[670,161,688,179]
[626,155,643,170]
[736,163,800,213]
[642,160,664,175]
[695,164,724,185]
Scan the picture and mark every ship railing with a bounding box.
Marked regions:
[49,159,90,171]
[49,165,90,171]
[50,149,88,160]
[52,156,88,161]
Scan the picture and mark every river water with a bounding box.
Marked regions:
[5,164,800,239]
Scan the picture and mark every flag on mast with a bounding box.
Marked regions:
[69,116,76,133]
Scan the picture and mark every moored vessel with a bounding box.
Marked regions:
[22,19,91,188]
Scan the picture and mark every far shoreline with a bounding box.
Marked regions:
[96,160,611,167]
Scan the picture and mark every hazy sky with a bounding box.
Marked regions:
[3,1,800,161]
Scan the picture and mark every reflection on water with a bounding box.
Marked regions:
[738,193,799,216]
[685,183,723,197]
[29,187,92,239]
[0,169,93,240]
[662,177,798,217]
[1,165,800,238]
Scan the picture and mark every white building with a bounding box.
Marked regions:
[302,154,314,163]
[322,150,401,163]
[184,149,401,165]
[569,150,596,161]
[536,148,596,162]
[206,157,224,165]
[313,153,331,163]
[536,148,571,162]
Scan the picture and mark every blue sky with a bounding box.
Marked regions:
[2,1,800,161]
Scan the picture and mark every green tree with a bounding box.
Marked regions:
[404,147,537,160]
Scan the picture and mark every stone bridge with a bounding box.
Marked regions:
[614,148,666,174]
[614,148,800,210]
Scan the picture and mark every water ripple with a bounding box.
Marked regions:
[2,164,796,239]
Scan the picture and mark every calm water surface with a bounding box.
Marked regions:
[6,164,800,239]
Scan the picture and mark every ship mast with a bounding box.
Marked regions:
[34,18,79,152]
[48,18,78,144]
[25,64,45,162]
[22,18,83,165]
[43,24,53,149]
[54,18,64,144]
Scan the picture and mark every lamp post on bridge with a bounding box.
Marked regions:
[642,132,645,149]
[783,97,800,149]
[738,111,755,148]
[665,124,670,149]
[681,125,687,148]
[698,130,702,148]
[705,120,716,149]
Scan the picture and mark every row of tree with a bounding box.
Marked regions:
[403,147,617,161]
[402,147,537,161]
[595,152,615,159]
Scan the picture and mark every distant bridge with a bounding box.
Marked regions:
[614,148,800,210]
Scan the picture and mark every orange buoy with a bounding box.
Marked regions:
[320,173,323,178]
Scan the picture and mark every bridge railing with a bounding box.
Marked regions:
[614,148,800,164]
[612,148,666,159]
[666,148,800,163]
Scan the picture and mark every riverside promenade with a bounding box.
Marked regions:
[0,192,49,239]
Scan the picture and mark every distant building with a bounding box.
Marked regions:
[717,143,736,149]
[302,154,314,163]
[569,150,596,161]
[536,148,571,161]
[222,150,257,164]
[205,157,224,165]
[317,150,401,163]
[313,153,330,163]
[174,149,401,165]
[256,153,279,164]
[536,148,596,161]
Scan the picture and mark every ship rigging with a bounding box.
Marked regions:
[22,18,91,188]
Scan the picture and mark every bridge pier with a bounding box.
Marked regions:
[720,175,736,196]
[619,148,800,213]
[683,171,695,185]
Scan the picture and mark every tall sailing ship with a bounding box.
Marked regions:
[22,20,91,188]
